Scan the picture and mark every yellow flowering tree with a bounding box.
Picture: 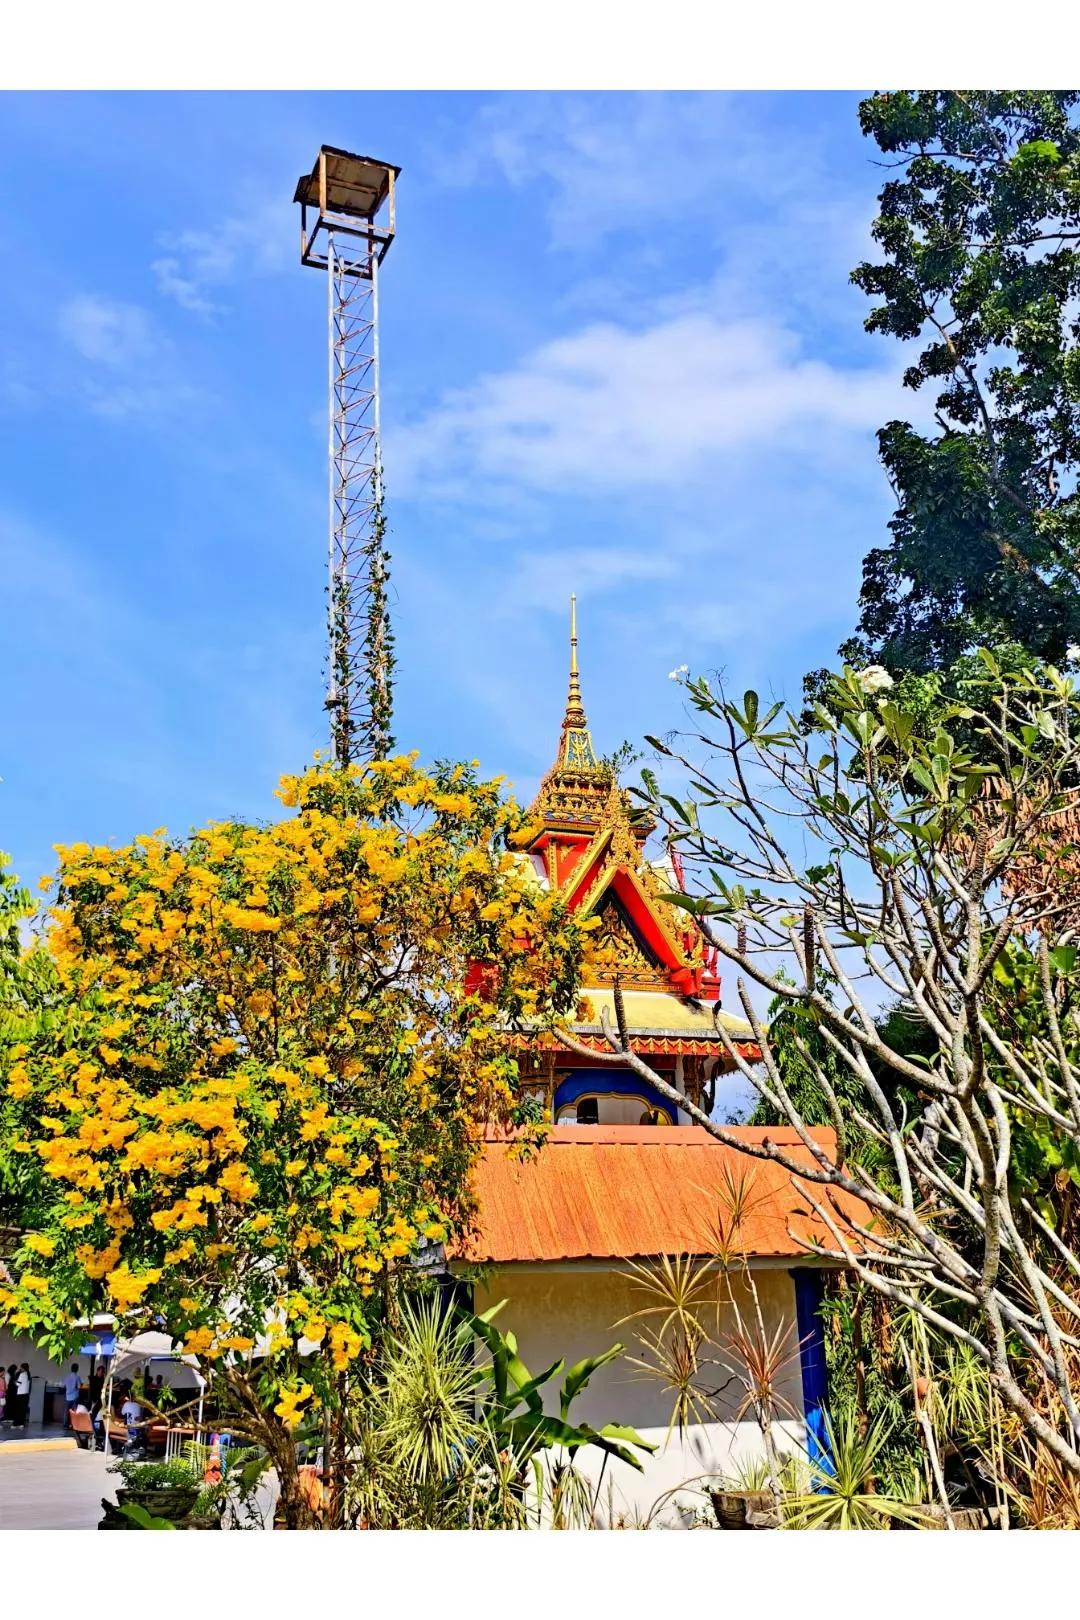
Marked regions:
[0,757,588,1525]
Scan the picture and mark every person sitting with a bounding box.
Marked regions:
[120,1391,144,1452]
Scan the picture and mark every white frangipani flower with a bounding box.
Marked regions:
[1066,644,1080,666]
[857,664,894,696]
[668,663,689,681]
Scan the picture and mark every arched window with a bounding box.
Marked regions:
[552,1069,676,1126]
[555,1092,672,1126]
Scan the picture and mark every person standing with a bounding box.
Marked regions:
[64,1363,81,1428]
[0,1365,7,1424]
[12,1363,31,1428]
[3,1365,14,1425]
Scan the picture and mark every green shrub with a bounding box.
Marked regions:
[108,1457,201,1491]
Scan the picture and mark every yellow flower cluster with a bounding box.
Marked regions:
[2,754,590,1439]
[274,1381,314,1429]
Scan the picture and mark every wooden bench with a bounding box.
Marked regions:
[100,1415,132,1450]
[69,1409,95,1449]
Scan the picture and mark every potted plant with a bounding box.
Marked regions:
[107,1457,202,1523]
[708,1460,780,1530]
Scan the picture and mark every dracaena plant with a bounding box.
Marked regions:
[783,1409,934,1530]
[347,1293,654,1529]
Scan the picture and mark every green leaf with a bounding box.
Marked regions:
[664,891,706,915]
[1013,138,1061,166]
[559,1344,623,1419]
[504,1411,590,1457]
[238,1454,271,1492]
[507,1359,564,1415]
[116,1500,177,1530]
[907,761,935,795]
[879,702,914,746]
[595,1421,657,1452]
[575,1422,655,1470]
[462,1306,512,1403]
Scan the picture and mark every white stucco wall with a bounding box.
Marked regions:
[471,1262,807,1527]
[0,1332,75,1426]
[0,1332,69,1386]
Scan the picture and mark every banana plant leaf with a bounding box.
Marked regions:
[506,1359,566,1415]
[465,1303,539,1404]
[456,1304,655,1474]
[559,1345,623,1419]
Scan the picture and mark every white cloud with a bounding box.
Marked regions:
[496,544,674,614]
[150,256,219,317]
[391,309,900,499]
[441,92,880,351]
[448,93,861,259]
[56,293,200,420]
[58,294,158,369]
[447,93,752,252]
[151,198,291,315]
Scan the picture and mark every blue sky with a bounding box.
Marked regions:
[1,91,908,899]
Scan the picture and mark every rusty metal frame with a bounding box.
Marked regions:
[297,151,396,275]
[295,147,398,764]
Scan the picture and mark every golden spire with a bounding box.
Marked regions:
[566,592,586,728]
[558,593,598,769]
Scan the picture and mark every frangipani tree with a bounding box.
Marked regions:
[0,756,590,1526]
[559,655,1080,1476]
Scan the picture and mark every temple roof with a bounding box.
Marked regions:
[515,598,722,1006]
[573,988,753,1042]
[451,1125,866,1264]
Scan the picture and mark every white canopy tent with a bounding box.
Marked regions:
[101,1330,205,1459]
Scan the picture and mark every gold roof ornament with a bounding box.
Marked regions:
[509,590,728,1011]
[520,595,609,833]
[559,594,599,769]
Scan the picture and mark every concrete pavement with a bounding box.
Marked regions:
[0,1445,110,1530]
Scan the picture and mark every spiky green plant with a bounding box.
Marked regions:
[722,1451,805,1496]
[933,1340,994,1447]
[625,1320,717,1441]
[345,1295,653,1528]
[616,1252,719,1341]
[378,1295,481,1486]
[695,1162,773,1269]
[617,1254,722,1438]
[784,1409,934,1529]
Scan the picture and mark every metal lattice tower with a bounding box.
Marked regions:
[294,146,399,765]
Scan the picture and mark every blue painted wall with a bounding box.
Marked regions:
[792,1268,832,1476]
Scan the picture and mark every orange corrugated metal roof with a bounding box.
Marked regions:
[451,1125,865,1265]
